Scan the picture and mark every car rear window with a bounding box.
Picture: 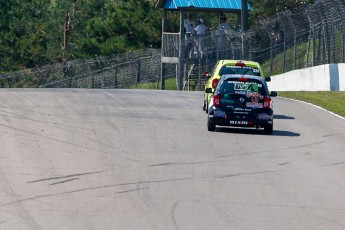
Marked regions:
[219,65,261,77]
[217,78,267,96]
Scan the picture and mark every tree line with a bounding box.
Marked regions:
[0,0,313,72]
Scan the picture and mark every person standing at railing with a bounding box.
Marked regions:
[215,15,231,59]
[194,18,206,59]
[184,13,196,57]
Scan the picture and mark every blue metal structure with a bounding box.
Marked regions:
[155,0,251,11]
[155,0,251,90]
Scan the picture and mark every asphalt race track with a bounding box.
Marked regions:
[1,89,345,230]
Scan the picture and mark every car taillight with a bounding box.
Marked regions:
[238,77,247,82]
[264,97,271,108]
[212,79,219,89]
[213,94,220,107]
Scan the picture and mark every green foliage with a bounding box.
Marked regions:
[248,0,314,20]
[0,0,162,72]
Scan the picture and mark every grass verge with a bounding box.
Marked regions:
[278,91,345,118]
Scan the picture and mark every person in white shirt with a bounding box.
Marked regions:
[215,15,231,58]
[194,18,207,58]
[184,13,195,34]
[184,13,196,57]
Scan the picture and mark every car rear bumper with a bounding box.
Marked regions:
[208,108,273,127]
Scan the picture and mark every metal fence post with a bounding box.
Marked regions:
[114,67,118,88]
[317,2,330,64]
[335,0,345,62]
[305,6,315,67]
[269,37,273,76]
[160,63,165,90]
[286,10,297,69]
[136,60,141,84]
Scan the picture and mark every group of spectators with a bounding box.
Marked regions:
[184,13,231,59]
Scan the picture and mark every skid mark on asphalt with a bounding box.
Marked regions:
[49,178,79,186]
[0,110,43,123]
[149,160,220,167]
[116,187,149,194]
[217,141,326,158]
[322,161,345,167]
[218,170,283,179]
[0,122,144,164]
[27,170,106,183]
[0,177,192,207]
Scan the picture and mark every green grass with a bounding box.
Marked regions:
[278,91,345,118]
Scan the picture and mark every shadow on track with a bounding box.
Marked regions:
[214,127,300,137]
[274,114,295,120]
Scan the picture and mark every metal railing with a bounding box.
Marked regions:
[0,49,161,89]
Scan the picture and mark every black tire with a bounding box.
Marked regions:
[207,117,216,131]
[205,100,209,114]
[264,123,273,135]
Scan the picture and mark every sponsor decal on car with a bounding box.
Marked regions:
[246,102,263,108]
[221,99,235,104]
[230,120,248,125]
[258,113,270,120]
[246,92,264,99]
[251,96,259,103]
[234,107,252,112]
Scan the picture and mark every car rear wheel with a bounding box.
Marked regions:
[264,123,273,135]
[207,117,216,131]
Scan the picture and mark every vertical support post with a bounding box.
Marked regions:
[114,67,118,88]
[312,30,316,66]
[317,2,329,64]
[136,60,141,84]
[305,5,314,67]
[241,0,248,31]
[160,10,167,90]
[241,33,245,59]
[198,57,202,91]
[334,0,345,62]
[286,10,297,69]
[177,10,184,91]
[269,38,273,76]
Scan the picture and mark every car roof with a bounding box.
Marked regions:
[220,74,265,82]
[217,60,260,66]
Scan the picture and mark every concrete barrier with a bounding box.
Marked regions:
[268,63,345,91]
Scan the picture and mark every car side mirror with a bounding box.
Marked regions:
[270,91,277,97]
[205,88,213,93]
[265,76,271,82]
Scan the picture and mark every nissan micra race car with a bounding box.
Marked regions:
[207,74,277,134]
[203,60,271,113]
